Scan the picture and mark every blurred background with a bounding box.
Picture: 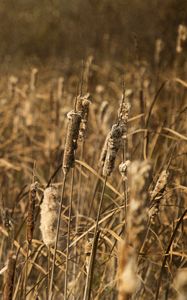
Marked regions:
[0,0,187,68]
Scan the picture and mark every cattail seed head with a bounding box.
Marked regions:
[149,169,169,223]
[63,110,82,174]
[102,123,123,177]
[176,24,187,53]
[40,186,59,247]
[119,160,131,181]
[30,68,38,92]
[26,182,38,244]
[8,76,18,99]
[127,160,152,250]
[78,93,92,140]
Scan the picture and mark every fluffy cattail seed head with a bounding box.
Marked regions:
[149,169,169,223]
[30,68,38,92]
[176,24,187,53]
[102,123,123,177]
[127,160,152,250]
[119,160,131,181]
[40,186,59,247]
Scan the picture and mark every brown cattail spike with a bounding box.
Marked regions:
[103,123,123,177]
[3,251,16,300]
[79,93,92,140]
[26,182,38,244]
[63,110,81,174]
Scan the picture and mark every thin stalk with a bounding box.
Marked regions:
[64,168,75,299]
[47,246,51,299]
[83,176,107,300]
[49,174,67,300]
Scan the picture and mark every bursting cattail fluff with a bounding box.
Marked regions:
[79,94,91,140]
[26,182,38,244]
[176,24,187,53]
[149,169,169,223]
[40,187,58,247]
[8,76,18,99]
[127,160,152,250]
[30,68,38,92]
[103,123,123,177]
[174,269,187,300]
[76,93,91,140]
[118,161,152,300]
[3,251,16,300]
[119,160,131,181]
[63,110,81,174]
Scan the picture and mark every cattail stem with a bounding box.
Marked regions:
[49,174,67,300]
[83,176,107,300]
[3,251,16,300]
[64,168,75,299]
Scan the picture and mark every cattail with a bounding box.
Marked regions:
[40,187,59,247]
[3,251,16,300]
[174,269,187,300]
[79,93,91,140]
[154,38,164,65]
[1,208,13,232]
[127,160,152,250]
[176,24,187,53]
[85,239,92,273]
[8,76,18,99]
[26,182,38,244]
[118,242,138,300]
[118,95,130,134]
[149,170,169,223]
[99,133,110,168]
[63,110,82,174]
[30,68,38,92]
[118,161,152,300]
[119,160,131,181]
[102,123,123,177]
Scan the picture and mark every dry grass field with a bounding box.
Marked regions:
[0,3,187,300]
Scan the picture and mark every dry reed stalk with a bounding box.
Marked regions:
[3,251,16,300]
[64,168,75,299]
[57,77,64,102]
[118,161,152,300]
[26,182,38,244]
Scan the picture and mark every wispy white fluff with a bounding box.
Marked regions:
[40,186,58,246]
